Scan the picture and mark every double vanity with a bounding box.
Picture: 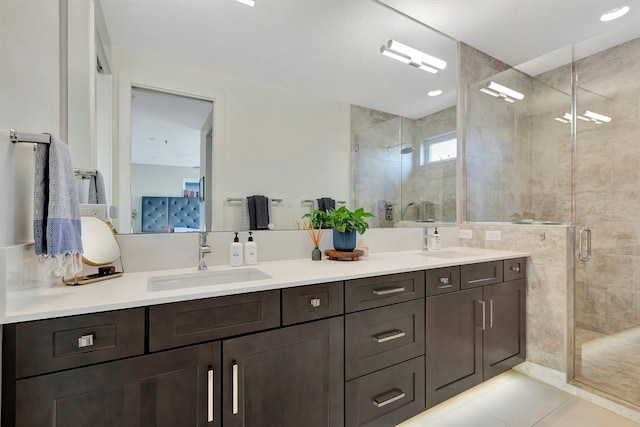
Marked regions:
[1,247,528,426]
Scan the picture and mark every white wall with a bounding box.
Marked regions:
[0,0,61,246]
[111,50,351,232]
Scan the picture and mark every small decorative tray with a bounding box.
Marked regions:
[324,249,365,261]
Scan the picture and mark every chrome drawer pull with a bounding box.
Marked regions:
[372,286,405,296]
[207,368,214,422]
[372,388,406,408]
[310,298,321,308]
[232,362,239,415]
[77,334,94,348]
[372,330,406,343]
[510,265,520,273]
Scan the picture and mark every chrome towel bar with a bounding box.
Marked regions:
[10,129,51,145]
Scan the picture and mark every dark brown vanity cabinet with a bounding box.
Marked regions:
[2,257,526,427]
[344,272,427,427]
[12,342,221,427]
[426,260,526,408]
[222,317,344,427]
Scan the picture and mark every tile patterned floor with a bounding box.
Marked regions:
[397,370,640,427]
[575,326,640,407]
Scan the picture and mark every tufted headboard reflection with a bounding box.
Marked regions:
[141,196,200,233]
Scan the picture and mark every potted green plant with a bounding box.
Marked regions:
[308,206,373,252]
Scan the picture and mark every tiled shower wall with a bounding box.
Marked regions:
[351,105,456,227]
[465,57,572,223]
[574,37,640,335]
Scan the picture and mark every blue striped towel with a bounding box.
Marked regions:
[34,135,83,277]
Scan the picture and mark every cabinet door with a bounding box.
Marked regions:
[14,343,221,427]
[223,317,344,427]
[426,288,483,408]
[483,279,526,380]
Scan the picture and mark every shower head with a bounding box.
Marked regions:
[401,146,415,154]
[387,143,415,154]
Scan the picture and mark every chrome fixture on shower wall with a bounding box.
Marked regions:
[387,143,415,154]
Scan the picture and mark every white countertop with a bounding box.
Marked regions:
[3,247,529,323]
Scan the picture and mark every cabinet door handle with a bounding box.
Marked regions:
[232,362,239,415]
[479,300,486,331]
[77,334,94,348]
[372,286,405,296]
[489,299,494,328]
[510,264,520,273]
[207,368,214,422]
[372,330,406,343]
[372,388,406,408]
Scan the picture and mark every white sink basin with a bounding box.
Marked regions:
[416,250,471,259]
[147,268,272,291]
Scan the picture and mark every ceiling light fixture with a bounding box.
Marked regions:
[554,111,612,124]
[380,40,447,74]
[600,6,629,22]
[236,0,256,6]
[428,90,443,97]
[584,110,612,123]
[487,81,524,100]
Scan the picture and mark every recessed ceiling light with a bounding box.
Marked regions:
[600,6,629,22]
[428,90,443,97]
[236,0,256,6]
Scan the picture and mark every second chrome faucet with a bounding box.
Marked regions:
[198,231,211,271]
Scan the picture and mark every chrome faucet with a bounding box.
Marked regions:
[198,231,211,271]
[422,227,441,252]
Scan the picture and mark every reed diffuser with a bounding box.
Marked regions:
[296,219,324,260]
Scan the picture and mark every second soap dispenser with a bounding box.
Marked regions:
[244,231,258,265]
[230,232,244,266]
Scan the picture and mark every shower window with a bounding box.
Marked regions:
[423,131,457,165]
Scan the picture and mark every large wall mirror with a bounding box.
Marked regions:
[67,0,457,233]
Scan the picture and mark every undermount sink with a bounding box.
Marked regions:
[147,268,272,291]
[416,250,471,259]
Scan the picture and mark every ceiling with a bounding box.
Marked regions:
[99,0,640,166]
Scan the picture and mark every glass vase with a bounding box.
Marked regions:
[311,246,322,260]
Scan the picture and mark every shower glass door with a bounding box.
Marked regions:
[573,37,640,407]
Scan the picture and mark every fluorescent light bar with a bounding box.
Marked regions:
[576,115,591,121]
[385,40,447,70]
[428,90,443,97]
[380,46,411,64]
[555,117,570,124]
[479,88,500,97]
[503,97,515,103]
[413,62,437,73]
[563,113,572,121]
[584,110,612,123]
[600,6,629,22]
[236,0,256,6]
[487,81,525,100]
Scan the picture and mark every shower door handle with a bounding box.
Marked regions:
[579,227,591,262]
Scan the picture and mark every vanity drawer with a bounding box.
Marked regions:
[345,299,425,380]
[282,281,344,326]
[12,308,145,378]
[345,271,425,313]
[426,266,461,296]
[148,290,280,351]
[461,261,503,289]
[345,356,426,427]
[504,257,526,282]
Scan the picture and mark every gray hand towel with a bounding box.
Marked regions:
[248,195,270,230]
[88,170,107,204]
[34,135,83,277]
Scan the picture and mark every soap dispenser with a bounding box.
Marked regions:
[433,227,441,250]
[230,232,244,267]
[244,231,258,265]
